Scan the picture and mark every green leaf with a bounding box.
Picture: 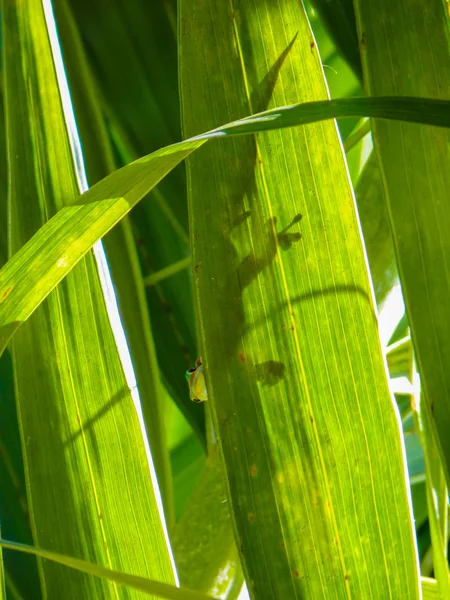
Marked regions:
[2,0,174,596]
[418,395,449,598]
[0,539,213,600]
[354,151,398,305]
[0,351,40,599]
[51,0,174,525]
[1,96,450,357]
[354,0,450,486]
[181,1,419,597]
[422,577,439,600]
[0,69,7,269]
[171,447,243,598]
[308,0,362,81]
[170,434,205,522]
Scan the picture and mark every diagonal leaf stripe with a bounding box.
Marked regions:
[0,537,440,600]
[0,539,213,600]
[1,96,450,356]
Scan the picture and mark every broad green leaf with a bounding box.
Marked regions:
[51,0,173,524]
[0,539,212,600]
[2,0,174,597]
[354,0,450,486]
[1,96,450,357]
[181,1,419,597]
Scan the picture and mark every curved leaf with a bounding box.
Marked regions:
[1,96,450,357]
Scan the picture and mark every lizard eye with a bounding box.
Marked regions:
[187,368,196,373]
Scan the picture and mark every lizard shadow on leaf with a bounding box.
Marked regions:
[215,32,302,388]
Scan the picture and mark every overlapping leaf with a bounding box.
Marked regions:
[354,0,450,487]
[1,0,175,596]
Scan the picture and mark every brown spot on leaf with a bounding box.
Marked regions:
[250,465,257,477]
[360,32,366,50]
[295,569,300,578]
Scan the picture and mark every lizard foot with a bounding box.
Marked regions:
[277,214,303,250]
[255,360,286,387]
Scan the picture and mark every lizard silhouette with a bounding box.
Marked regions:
[206,32,302,393]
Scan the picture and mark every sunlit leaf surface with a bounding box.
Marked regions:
[181,0,419,596]
[1,96,449,357]
[2,0,175,596]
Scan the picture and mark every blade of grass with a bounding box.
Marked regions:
[1,96,450,356]
[0,539,213,600]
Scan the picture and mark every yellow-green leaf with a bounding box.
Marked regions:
[181,0,419,597]
[2,0,175,596]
